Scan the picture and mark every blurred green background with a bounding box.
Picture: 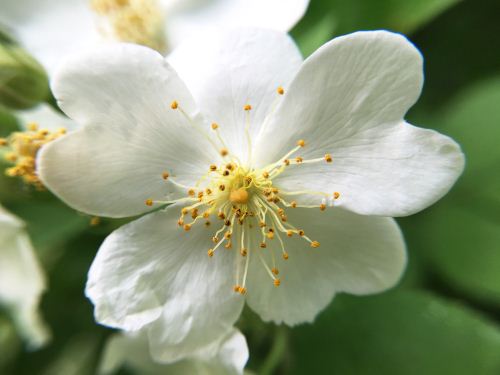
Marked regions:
[1,0,500,374]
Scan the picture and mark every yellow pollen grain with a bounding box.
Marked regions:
[333,191,340,199]
[205,188,212,195]
[162,171,169,180]
[324,153,333,163]
[170,100,178,109]
[145,199,153,206]
[229,188,249,204]
[297,139,305,147]
[311,241,320,248]
[277,86,284,95]
[223,170,230,176]
[243,104,252,111]
[211,123,219,130]
[274,279,281,287]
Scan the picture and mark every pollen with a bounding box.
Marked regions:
[170,100,178,109]
[162,171,169,180]
[273,279,281,287]
[238,287,247,295]
[271,267,279,275]
[243,104,252,111]
[220,148,229,157]
[290,201,297,208]
[333,191,340,199]
[282,252,289,260]
[277,86,285,95]
[183,224,192,231]
[145,199,153,206]
[320,203,326,211]
[207,249,214,257]
[211,123,219,130]
[262,171,269,178]
[240,248,247,257]
[324,153,333,163]
[297,139,305,147]
[311,241,320,248]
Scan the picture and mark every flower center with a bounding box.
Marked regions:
[1,123,66,190]
[90,0,167,53]
[146,89,340,295]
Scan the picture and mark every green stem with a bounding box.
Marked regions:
[259,326,288,375]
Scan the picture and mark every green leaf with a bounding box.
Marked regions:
[407,77,500,303]
[290,290,500,375]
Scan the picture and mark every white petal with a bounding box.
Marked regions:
[86,206,244,360]
[165,0,309,48]
[254,31,464,216]
[0,0,98,73]
[99,328,248,375]
[39,43,218,218]
[0,206,50,349]
[245,207,406,325]
[16,104,78,132]
[168,28,303,164]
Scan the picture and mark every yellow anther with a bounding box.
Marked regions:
[277,208,284,215]
[181,207,189,215]
[207,249,214,257]
[324,153,333,163]
[212,236,219,243]
[58,127,67,134]
[244,104,252,111]
[286,230,293,237]
[260,242,267,249]
[205,188,212,195]
[170,100,178,109]
[259,221,266,228]
[197,191,204,199]
[271,267,279,275]
[272,188,279,193]
[225,241,232,249]
[211,123,219,130]
[191,208,198,219]
[229,188,249,204]
[209,164,217,171]
[290,201,297,208]
[224,219,231,226]
[283,159,290,166]
[280,215,287,222]
[233,285,241,292]
[223,170,230,176]
[219,184,226,191]
[224,231,231,239]
[5,152,17,162]
[333,191,340,199]
[273,279,281,287]
[188,189,195,196]
[320,203,326,211]
[202,211,210,219]
[266,231,274,240]
[177,218,184,226]
[220,148,229,157]
[217,211,226,220]
[226,163,234,170]
[298,230,305,237]
[183,224,191,231]
[0,138,7,146]
[297,139,305,147]
[90,217,101,226]
[145,199,153,206]
[295,156,303,163]
[244,176,252,185]
[238,287,247,295]
[162,171,169,180]
[282,252,289,260]
[311,241,320,248]
[240,248,247,257]
[277,86,284,95]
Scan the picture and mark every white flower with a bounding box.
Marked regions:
[38,29,464,361]
[99,328,248,375]
[0,0,309,73]
[0,205,50,349]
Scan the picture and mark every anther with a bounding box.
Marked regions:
[238,287,247,295]
[211,123,219,130]
[209,164,217,171]
[90,217,101,226]
[243,104,252,111]
[224,232,231,239]
[170,101,178,109]
[271,267,279,275]
[183,224,192,231]
[259,221,266,228]
[262,171,269,178]
[260,242,267,248]
[0,138,7,146]
[324,154,333,163]
[223,170,230,176]
[277,86,284,95]
[282,252,289,260]
[267,232,274,240]
[177,218,184,226]
[273,279,281,287]
[220,148,229,157]
[219,184,226,191]
[218,212,226,220]
[181,208,189,215]
[27,122,38,131]
[283,159,290,166]
[333,192,340,199]
[162,171,169,180]
[225,241,232,249]
[226,163,234,170]
[207,249,214,257]
[286,230,293,237]
[320,203,326,211]
[298,230,305,236]
[145,199,153,206]
[233,285,240,292]
[291,201,297,208]
[311,241,320,248]
[224,220,231,226]
[240,248,247,257]
[295,156,303,163]
[197,191,204,199]
[188,189,195,196]
[212,236,219,243]
[297,139,305,147]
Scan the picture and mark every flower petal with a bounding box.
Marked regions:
[39,43,218,218]
[254,31,464,216]
[0,0,98,72]
[168,28,303,163]
[165,0,309,48]
[16,104,78,132]
[100,328,248,375]
[0,206,50,349]
[245,207,406,325]
[86,206,244,360]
